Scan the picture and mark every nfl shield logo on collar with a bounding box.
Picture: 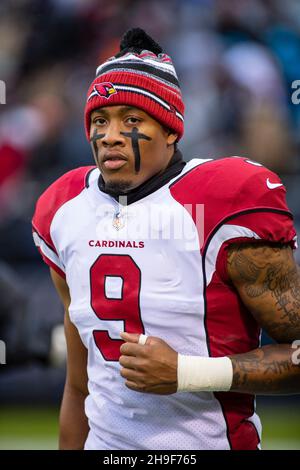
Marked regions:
[112,211,125,231]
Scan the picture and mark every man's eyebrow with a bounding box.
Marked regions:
[120,106,140,114]
[91,108,107,117]
[91,106,141,118]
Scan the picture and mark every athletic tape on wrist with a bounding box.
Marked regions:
[177,355,233,392]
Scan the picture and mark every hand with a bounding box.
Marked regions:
[119,332,178,394]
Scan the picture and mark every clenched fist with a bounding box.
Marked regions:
[119,332,178,394]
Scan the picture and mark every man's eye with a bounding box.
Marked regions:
[94,118,106,125]
[126,117,141,124]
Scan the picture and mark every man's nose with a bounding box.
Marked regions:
[102,123,125,147]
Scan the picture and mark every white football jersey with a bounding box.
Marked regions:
[32,157,296,450]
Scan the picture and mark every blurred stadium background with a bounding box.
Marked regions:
[0,0,300,450]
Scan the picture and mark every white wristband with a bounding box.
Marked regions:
[177,355,233,392]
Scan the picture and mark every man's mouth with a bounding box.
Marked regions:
[102,152,128,170]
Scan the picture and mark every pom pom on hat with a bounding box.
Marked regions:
[119,28,163,54]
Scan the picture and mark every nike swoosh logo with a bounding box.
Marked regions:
[266,178,283,189]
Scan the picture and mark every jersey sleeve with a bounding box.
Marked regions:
[199,157,297,284]
[32,166,95,278]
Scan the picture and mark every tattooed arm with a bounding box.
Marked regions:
[119,243,300,396]
[227,243,300,394]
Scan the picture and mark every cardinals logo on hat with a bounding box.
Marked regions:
[87,82,117,101]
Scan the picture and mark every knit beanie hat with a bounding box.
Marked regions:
[84,28,184,140]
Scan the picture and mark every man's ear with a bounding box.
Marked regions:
[166,131,178,146]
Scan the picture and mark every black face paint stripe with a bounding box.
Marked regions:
[120,127,151,173]
[90,128,105,162]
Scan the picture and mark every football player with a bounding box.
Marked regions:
[32,28,300,450]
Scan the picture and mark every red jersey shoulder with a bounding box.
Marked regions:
[196,157,286,209]
[170,157,293,245]
[32,166,95,242]
[172,156,289,212]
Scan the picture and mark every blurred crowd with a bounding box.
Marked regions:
[1,0,300,404]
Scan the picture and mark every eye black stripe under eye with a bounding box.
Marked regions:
[120,127,152,173]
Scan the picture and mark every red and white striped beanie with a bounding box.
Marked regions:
[84,28,184,140]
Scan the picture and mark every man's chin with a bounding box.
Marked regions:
[104,179,134,195]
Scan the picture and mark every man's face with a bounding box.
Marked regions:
[90,105,177,193]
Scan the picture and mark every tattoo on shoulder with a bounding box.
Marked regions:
[227,243,300,340]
